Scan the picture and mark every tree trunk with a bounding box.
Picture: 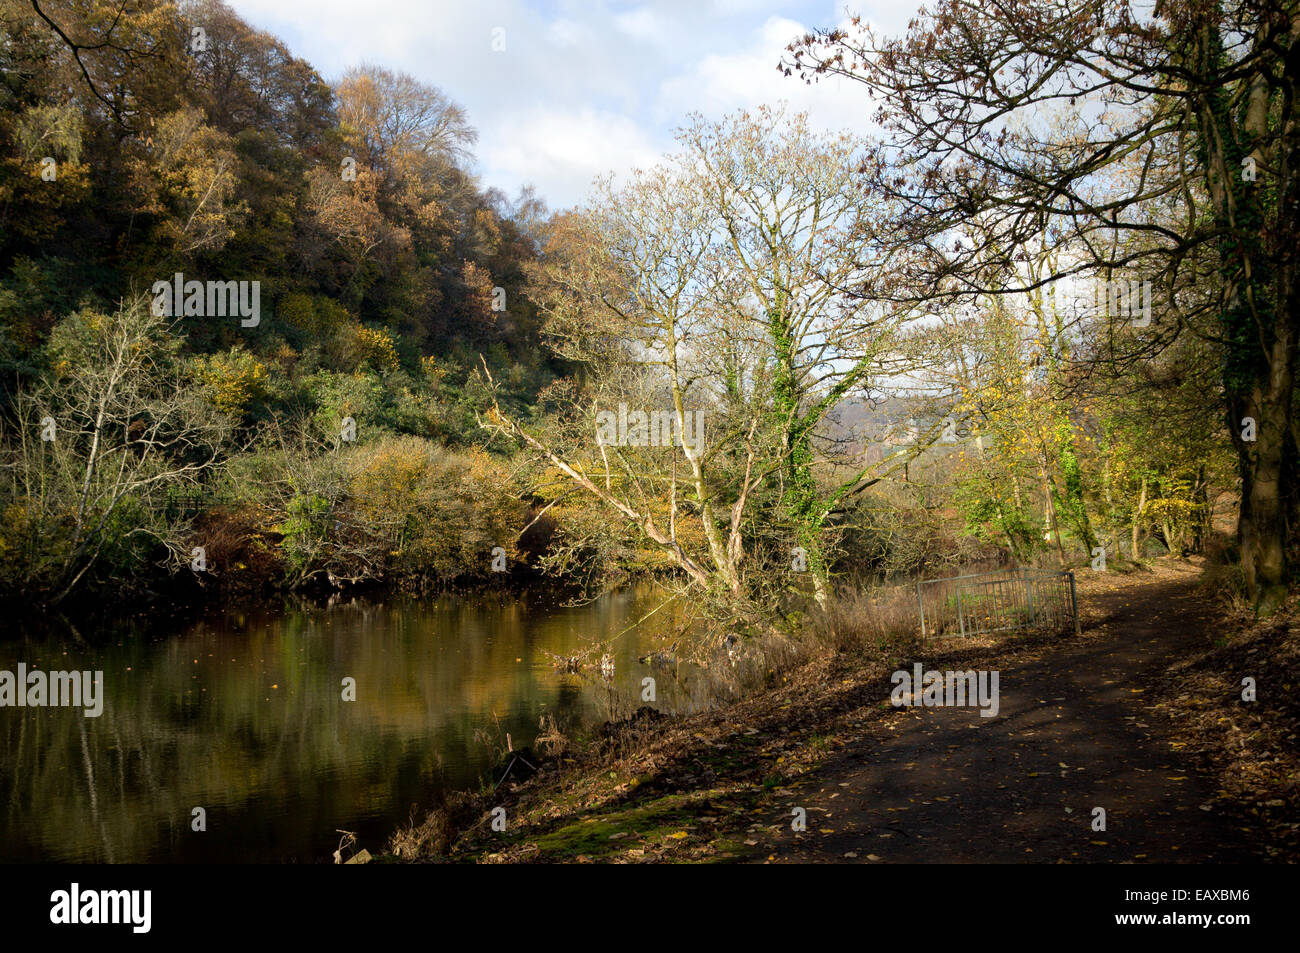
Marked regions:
[1244,328,1294,612]
[1191,12,1297,614]
[1131,477,1147,561]
[1042,466,1066,566]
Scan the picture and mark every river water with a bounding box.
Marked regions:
[0,586,702,863]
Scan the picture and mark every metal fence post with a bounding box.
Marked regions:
[917,581,926,638]
[1025,570,1036,625]
[1068,571,1080,636]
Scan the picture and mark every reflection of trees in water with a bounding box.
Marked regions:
[77,715,113,863]
[0,587,705,861]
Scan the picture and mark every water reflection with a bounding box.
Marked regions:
[0,586,703,863]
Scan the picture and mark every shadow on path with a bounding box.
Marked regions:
[757,569,1263,863]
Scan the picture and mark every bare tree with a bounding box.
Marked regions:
[681,106,915,603]
[2,296,230,604]
[490,165,778,629]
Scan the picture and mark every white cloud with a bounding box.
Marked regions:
[482,108,663,210]
[547,18,597,48]
[708,0,791,15]
[655,15,881,135]
[614,7,670,45]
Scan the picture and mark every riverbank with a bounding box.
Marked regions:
[0,561,587,640]
[378,559,1298,863]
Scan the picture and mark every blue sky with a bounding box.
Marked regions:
[226,0,922,211]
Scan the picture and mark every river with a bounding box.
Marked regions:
[0,585,703,862]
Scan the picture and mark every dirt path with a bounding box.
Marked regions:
[753,563,1265,863]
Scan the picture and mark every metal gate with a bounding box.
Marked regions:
[917,568,1079,638]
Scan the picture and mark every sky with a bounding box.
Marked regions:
[226,0,924,211]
